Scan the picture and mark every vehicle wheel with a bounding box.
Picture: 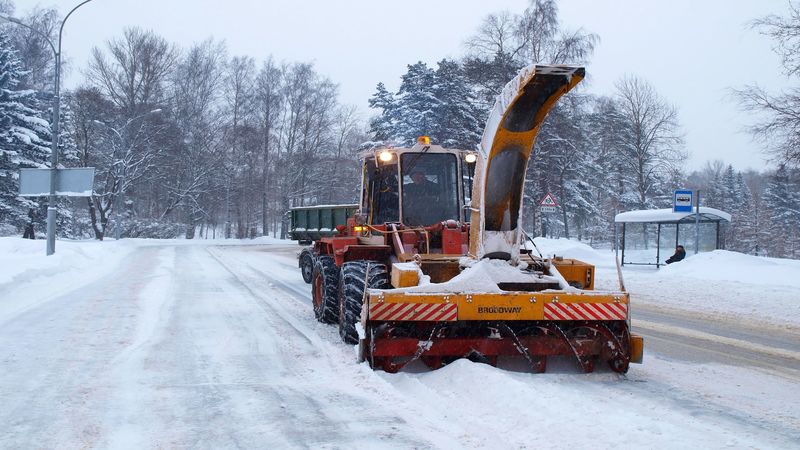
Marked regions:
[300,251,314,284]
[338,260,389,344]
[312,256,339,324]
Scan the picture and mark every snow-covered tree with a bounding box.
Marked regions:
[0,30,52,234]
[614,75,685,210]
[431,59,483,149]
[369,60,483,149]
[163,39,227,239]
[368,82,396,142]
[763,164,800,257]
[736,2,800,167]
[463,0,597,109]
[392,61,438,145]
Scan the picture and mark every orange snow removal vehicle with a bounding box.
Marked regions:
[292,65,643,373]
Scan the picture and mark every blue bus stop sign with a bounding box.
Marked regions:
[673,190,693,213]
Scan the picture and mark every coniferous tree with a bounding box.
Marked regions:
[763,164,800,257]
[730,172,757,253]
[368,82,396,142]
[369,60,483,149]
[393,61,438,145]
[0,31,52,234]
[431,59,483,149]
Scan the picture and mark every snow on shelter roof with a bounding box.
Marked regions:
[614,207,731,224]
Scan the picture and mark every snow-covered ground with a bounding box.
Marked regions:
[534,237,800,329]
[0,237,798,449]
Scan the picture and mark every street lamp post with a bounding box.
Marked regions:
[1,0,95,255]
[92,109,161,240]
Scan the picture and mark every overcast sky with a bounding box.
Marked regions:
[10,0,791,171]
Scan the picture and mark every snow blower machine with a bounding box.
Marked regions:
[291,64,643,373]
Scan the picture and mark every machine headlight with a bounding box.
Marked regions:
[378,151,394,162]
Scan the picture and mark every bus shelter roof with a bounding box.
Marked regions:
[614,207,731,224]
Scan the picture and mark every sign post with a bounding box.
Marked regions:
[539,192,559,213]
[694,190,701,255]
[538,193,559,237]
[673,189,701,255]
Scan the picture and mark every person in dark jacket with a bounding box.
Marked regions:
[665,245,686,264]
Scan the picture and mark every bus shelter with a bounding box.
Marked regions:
[614,207,731,267]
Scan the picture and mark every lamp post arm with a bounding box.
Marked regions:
[0,14,57,55]
[58,0,94,55]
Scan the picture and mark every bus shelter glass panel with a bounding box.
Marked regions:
[657,223,677,263]
[676,222,719,254]
[623,223,659,266]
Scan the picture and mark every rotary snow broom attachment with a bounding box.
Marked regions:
[353,65,644,373]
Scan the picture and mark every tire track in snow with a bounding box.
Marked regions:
[635,319,800,382]
[206,245,495,449]
[0,245,168,449]
[204,246,445,448]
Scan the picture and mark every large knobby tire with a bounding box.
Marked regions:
[299,251,314,284]
[338,260,390,345]
[312,256,339,324]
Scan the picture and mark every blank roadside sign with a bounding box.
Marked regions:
[19,168,95,197]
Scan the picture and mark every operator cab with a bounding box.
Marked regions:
[360,139,477,227]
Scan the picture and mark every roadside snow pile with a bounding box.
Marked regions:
[386,358,779,449]
[659,250,800,288]
[0,238,130,284]
[643,250,800,326]
[0,237,136,322]
[130,235,291,247]
[522,237,800,326]
[532,237,614,268]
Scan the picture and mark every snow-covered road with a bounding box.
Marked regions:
[1,240,798,449]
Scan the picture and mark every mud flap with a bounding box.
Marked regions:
[357,287,371,363]
[630,334,644,364]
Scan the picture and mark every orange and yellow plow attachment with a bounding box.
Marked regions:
[361,290,643,373]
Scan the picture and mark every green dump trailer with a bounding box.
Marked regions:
[288,204,358,245]
[290,204,358,283]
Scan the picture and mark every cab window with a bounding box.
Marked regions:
[362,157,399,224]
[400,153,459,226]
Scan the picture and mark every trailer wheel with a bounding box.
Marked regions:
[338,260,389,345]
[300,251,314,284]
[312,256,339,324]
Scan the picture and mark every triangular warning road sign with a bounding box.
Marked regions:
[539,192,559,207]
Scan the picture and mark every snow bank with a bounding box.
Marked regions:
[386,357,790,449]
[129,235,293,247]
[532,237,800,289]
[531,237,615,268]
[523,237,800,327]
[0,237,131,285]
[0,237,137,323]
[658,249,800,288]
[0,236,293,325]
